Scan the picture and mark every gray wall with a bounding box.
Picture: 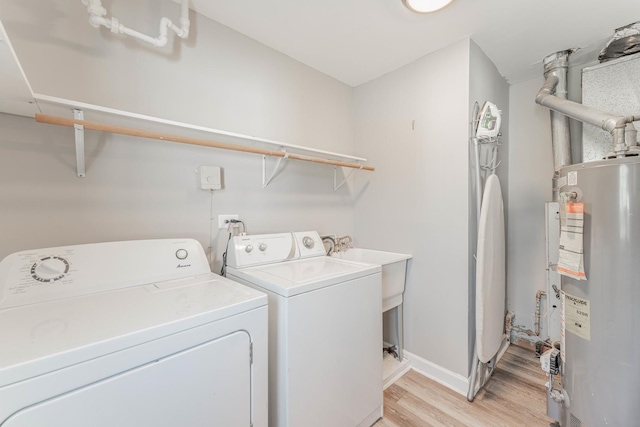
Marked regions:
[0,0,357,269]
[507,77,553,334]
[353,39,471,378]
[352,39,509,380]
[505,52,606,338]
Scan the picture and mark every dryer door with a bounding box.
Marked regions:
[4,331,251,427]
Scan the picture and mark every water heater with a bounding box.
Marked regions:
[557,156,640,426]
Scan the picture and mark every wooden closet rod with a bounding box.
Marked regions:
[35,113,375,171]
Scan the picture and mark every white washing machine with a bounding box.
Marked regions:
[0,239,268,427]
[226,231,382,427]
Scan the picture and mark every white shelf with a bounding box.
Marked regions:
[1,19,373,182]
[34,94,367,164]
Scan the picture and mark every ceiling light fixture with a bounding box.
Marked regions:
[402,0,454,13]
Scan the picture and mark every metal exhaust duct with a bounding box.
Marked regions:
[542,51,573,176]
[536,77,638,139]
[536,50,640,200]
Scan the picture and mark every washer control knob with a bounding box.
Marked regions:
[175,249,188,260]
[245,245,254,253]
[259,243,267,252]
[302,236,315,249]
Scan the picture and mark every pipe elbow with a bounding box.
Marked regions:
[170,17,190,39]
[155,18,172,46]
[160,17,173,28]
[602,117,622,133]
[88,15,106,29]
[535,91,549,106]
[535,76,559,106]
[602,116,635,133]
[177,25,190,39]
[153,35,168,47]
[84,0,106,17]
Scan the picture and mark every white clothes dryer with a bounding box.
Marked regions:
[0,239,268,427]
[226,231,382,427]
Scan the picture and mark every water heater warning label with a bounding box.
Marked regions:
[563,292,591,341]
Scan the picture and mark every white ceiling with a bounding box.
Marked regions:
[187,0,640,87]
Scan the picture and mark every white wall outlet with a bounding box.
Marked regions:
[218,214,239,229]
[199,165,222,190]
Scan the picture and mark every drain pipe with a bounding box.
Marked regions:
[81,0,190,47]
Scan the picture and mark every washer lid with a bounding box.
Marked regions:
[227,257,380,297]
[0,273,266,387]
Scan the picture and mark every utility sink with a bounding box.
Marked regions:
[332,248,411,312]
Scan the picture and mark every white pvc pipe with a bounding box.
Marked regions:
[81,0,190,47]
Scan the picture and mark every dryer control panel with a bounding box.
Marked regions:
[0,239,210,309]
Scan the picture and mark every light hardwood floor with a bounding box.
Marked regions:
[375,345,554,427]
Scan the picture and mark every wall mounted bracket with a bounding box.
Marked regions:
[262,148,289,188]
[333,164,362,192]
[73,109,86,178]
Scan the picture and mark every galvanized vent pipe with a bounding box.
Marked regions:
[536,56,640,158]
[541,51,573,173]
[536,50,640,199]
[536,77,638,145]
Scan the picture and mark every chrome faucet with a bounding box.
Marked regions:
[321,235,353,255]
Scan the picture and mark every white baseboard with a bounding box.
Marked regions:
[403,350,469,396]
[383,354,411,390]
[401,337,510,397]
[357,404,383,427]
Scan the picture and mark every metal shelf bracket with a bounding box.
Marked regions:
[333,163,362,192]
[73,109,86,178]
[262,148,288,188]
